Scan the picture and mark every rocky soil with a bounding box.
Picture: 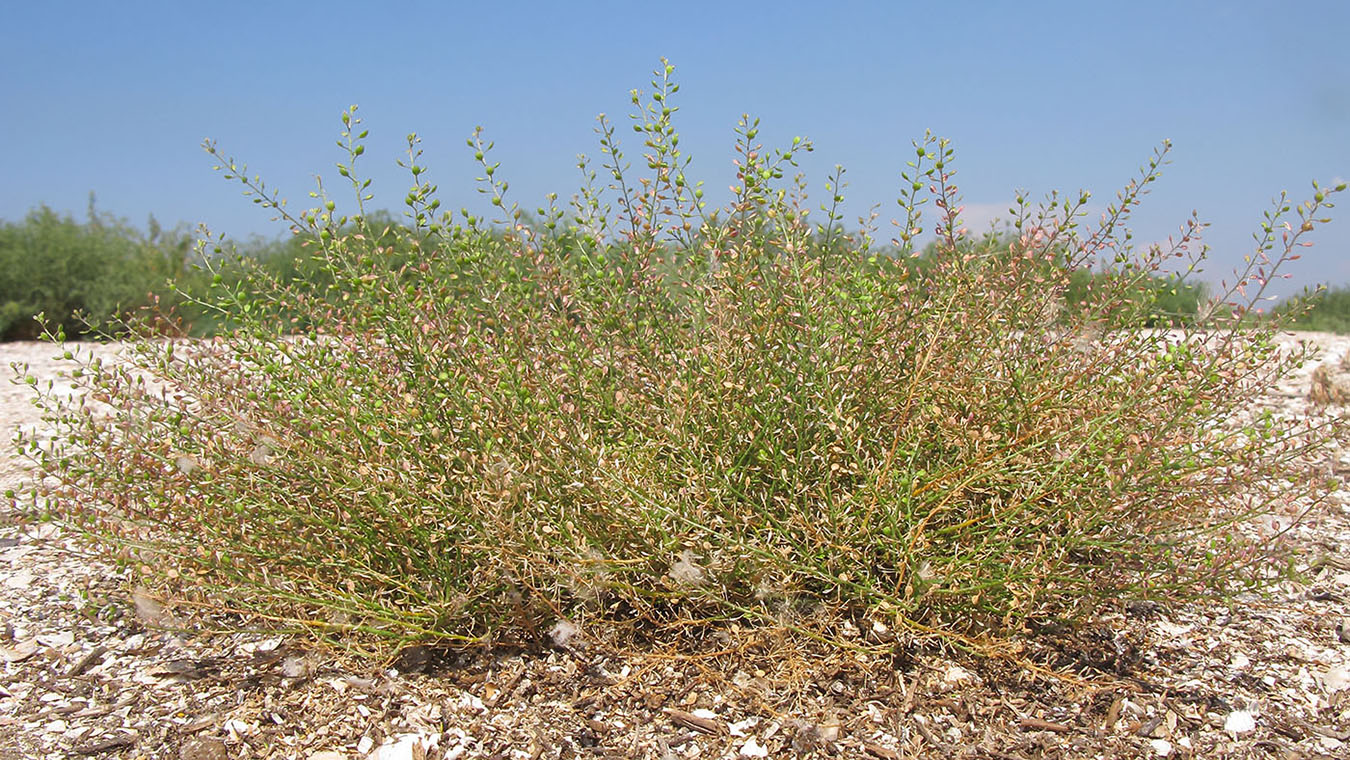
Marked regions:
[2,336,1349,760]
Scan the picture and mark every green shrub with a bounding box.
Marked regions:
[18,63,1345,654]
[1277,285,1350,334]
[169,210,431,337]
[0,202,192,340]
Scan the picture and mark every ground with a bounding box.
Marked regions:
[1,336,1348,759]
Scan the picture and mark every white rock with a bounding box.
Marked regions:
[1224,710,1256,734]
[739,737,769,757]
[728,717,758,737]
[0,639,39,663]
[356,736,374,755]
[1321,663,1350,692]
[371,734,436,760]
[942,665,976,685]
[308,752,347,760]
[456,692,485,713]
[1230,652,1250,670]
[1150,738,1173,757]
[62,726,90,742]
[38,631,74,648]
[1154,620,1193,637]
[255,636,285,652]
[4,570,33,589]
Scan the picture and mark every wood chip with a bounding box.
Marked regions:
[912,717,947,750]
[664,707,724,735]
[65,644,107,677]
[1018,717,1073,733]
[71,734,136,755]
[978,746,1029,760]
[1104,695,1124,729]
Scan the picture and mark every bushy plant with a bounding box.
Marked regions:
[913,232,1209,327]
[16,63,1345,654]
[1277,284,1350,334]
[0,201,192,340]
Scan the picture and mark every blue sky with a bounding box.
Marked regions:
[3,1,1347,298]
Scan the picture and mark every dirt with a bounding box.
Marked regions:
[1,335,1348,759]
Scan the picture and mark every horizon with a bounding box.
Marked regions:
[3,1,1347,300]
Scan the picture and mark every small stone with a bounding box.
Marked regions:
[36,630,74,648]
[4,569,33,590]
[371,734,435,760]
[0,639,39,663]
[942,665,976,687]
[180,737,230,760]
[223,719,253,741]
[1322,663,1350,692]
[728,717,758,737]
[1149,738,1173,757]
[1224,710,1256,734]
[739,736,769,757]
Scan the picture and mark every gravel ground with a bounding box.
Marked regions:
[1,335,1348,760]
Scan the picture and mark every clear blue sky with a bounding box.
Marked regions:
[3,1,1347,298]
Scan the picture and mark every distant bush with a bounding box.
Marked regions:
[912,233,1208,327]
[20,63,1345,655]
[0,203,193,340]
[1277,285,1350,334]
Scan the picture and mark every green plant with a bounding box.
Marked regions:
[18,62,1346,656]
[1277,284,1350,334]
[0,200,193,340]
